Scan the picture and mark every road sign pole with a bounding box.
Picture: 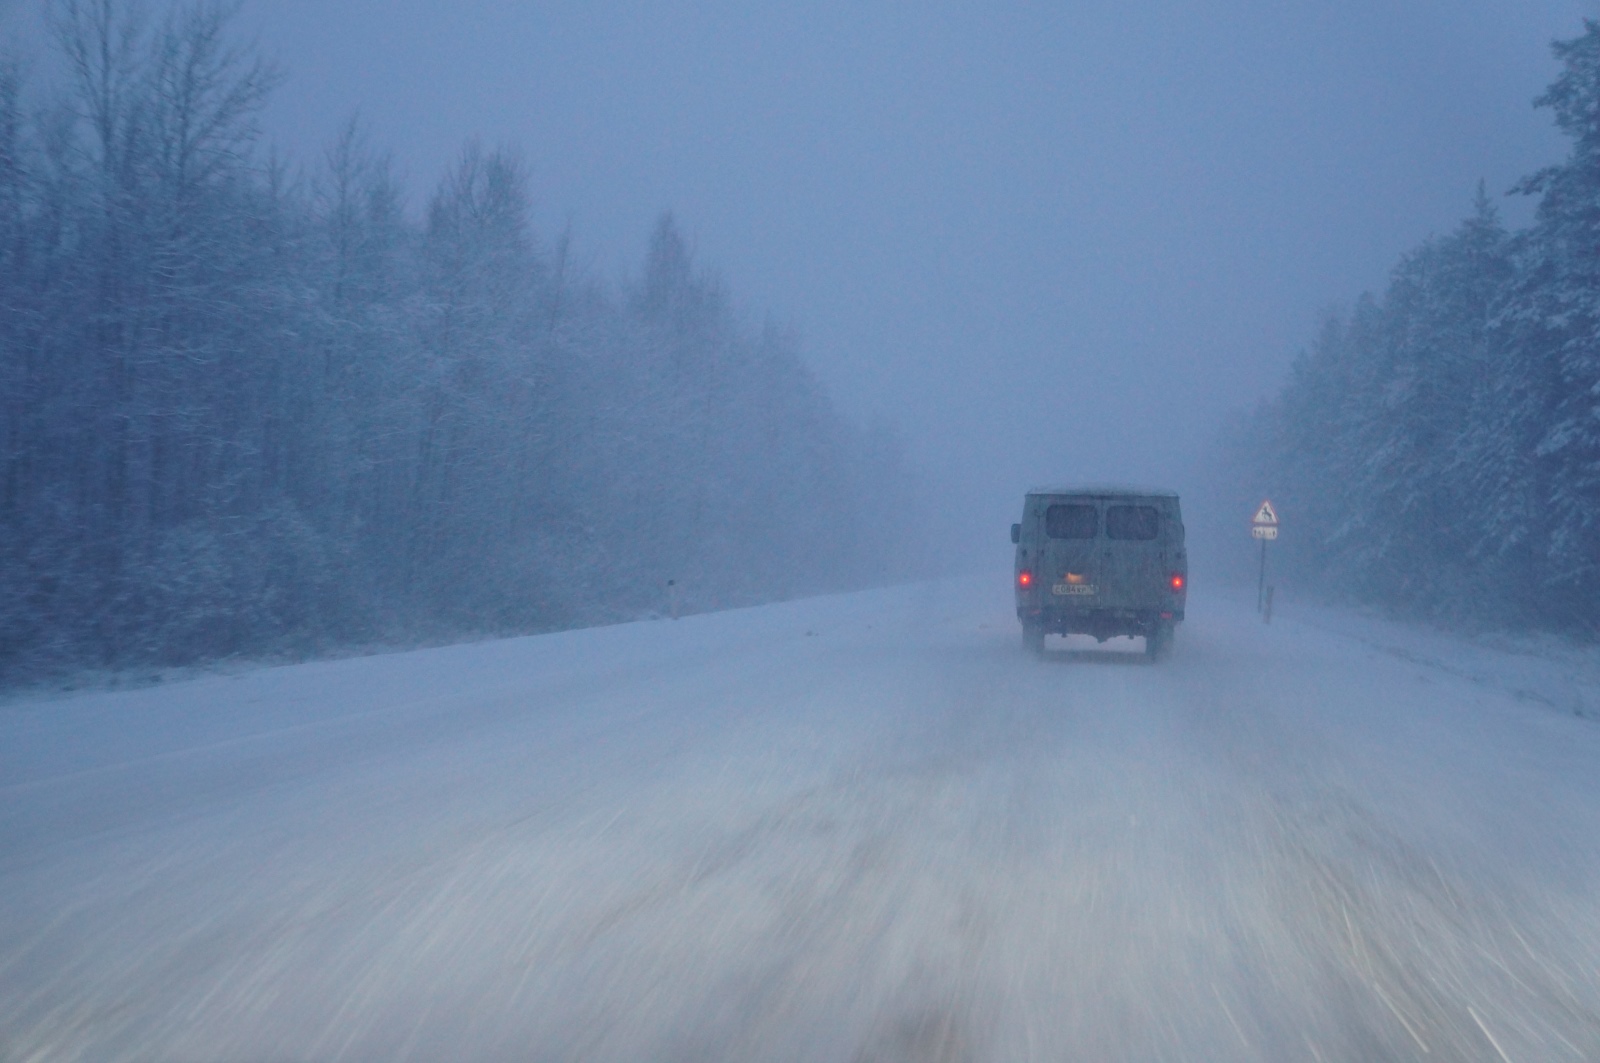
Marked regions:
[1251,499,1279,616]
[1257,538,1267,613]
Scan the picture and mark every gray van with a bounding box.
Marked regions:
[1011,486,1187,658]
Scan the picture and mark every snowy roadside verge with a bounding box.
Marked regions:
[1248,588,1600,722]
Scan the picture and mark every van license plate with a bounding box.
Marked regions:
[1052,583,1096,596]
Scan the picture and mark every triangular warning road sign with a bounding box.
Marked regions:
[1252,500,1279,525]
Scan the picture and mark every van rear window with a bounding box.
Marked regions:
[1106,505,1159,540]
[1045,504,1097,539]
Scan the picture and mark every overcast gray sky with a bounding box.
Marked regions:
[4,0,1594,546]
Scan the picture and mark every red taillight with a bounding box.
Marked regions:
[1170,573,1185,592]
[1018,570,1033,588]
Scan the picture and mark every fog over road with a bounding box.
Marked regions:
[4,578,1600,1061]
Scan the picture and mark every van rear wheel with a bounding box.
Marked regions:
[1145,623,1174,660]
[1022,623,1045,656]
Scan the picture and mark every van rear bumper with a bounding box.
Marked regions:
[1018,605,1182,641]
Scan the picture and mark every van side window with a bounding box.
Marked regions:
[1045,504,1097,539]
[1105,505,1159,540]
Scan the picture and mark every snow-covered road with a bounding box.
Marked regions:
[4,578,1600,1061]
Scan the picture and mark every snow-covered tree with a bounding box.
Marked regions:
[0,0,920,683]
[1227,20,1600,632]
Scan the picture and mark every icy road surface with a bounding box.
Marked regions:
[4,579,1600,1062]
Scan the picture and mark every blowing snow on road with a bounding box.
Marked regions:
[4,579,1600,1062]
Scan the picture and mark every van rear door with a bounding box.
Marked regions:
[1099,500,1166,610]
[1038,499,1100,603]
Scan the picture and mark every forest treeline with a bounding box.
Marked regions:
[0,0,917,683]
[1224,21,1600,633]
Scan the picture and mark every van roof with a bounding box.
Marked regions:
[1027,483,1179,499]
